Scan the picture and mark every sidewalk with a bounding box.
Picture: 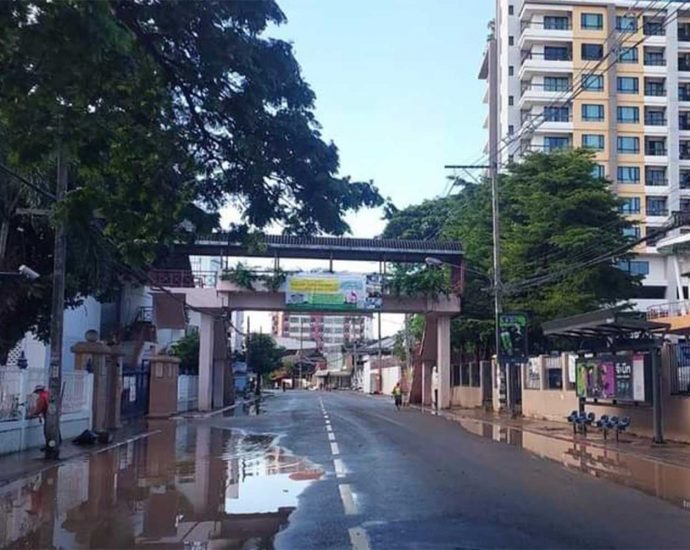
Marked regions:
[0,418,156,488]
[428,406,690,470]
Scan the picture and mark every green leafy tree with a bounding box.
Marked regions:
[170,332,200,375]
[247,333,286,377]
[384,149,640,356]
[0,0,382,359]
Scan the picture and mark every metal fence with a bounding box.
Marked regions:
[451,363,481,388]
[0,368,93,422]
[672,344,690,395]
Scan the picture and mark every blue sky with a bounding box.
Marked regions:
[269,0,494,237]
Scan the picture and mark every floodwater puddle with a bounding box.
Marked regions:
[223,399,263,418]
[455,416,690,512]
[0,423,322,549]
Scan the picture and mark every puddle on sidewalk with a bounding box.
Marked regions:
[0,422,323,549]
[455,416,690,512]
[223,399,263,418]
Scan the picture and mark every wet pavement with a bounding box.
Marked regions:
[5,391,690,549]
[0,414,322,549]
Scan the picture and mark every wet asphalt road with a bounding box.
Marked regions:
[224,390,690,550]
[4,390,690,549]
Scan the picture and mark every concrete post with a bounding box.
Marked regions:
[198,314,215,411]
[72,332,121,432]
[148,354,180,418]
[212,318,227,409]
[437,315,452,409]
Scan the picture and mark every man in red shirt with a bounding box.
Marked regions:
[29,385,52,450]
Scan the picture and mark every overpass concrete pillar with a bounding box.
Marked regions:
[437,315,452,409]
[198,313,215,411]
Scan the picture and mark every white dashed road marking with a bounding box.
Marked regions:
[328,432,336,441]
[349,527,372,550]
[333,458,346,479]
[330,441,340,455]
[339,484,358,515]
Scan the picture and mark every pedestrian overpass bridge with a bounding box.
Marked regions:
[152,234,464,412]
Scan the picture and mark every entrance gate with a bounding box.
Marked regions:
[121,360,151,419]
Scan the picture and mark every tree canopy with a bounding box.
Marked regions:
[247,333,285,377]
[384,149,641,357]
[0,0,382,359]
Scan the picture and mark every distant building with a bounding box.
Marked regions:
[271,312,372,350]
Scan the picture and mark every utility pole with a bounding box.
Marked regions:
[299,316,304,389]
[404,313,411,406]
[45,140,67,459]
[246,316,251,395]
[377,311,383,394]
[489,157,510,416]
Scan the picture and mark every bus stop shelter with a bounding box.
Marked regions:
[542,308,669,443]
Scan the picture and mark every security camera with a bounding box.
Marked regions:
[18,265,40,280]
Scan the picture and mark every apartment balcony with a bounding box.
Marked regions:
[519,82,572,108]
[519,51,573,80]
[518,21,573,49]
[521,112,573,133]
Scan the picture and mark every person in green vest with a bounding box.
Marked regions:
[392,382,403,411]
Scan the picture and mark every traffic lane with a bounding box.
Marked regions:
[321,391,690,549]
[210,391,355,550]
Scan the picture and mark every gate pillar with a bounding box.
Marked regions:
[437,315,452,409]
[148,354,181,418]
[198,313,215,411]
[72,331,122,431]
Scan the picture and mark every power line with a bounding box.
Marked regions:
[0,162,57,201]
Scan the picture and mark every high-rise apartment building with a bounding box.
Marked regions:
[271,312,372,349]
[481,0,690,310]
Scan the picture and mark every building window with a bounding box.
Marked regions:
[508,4,514,15]
[617,136,640,153]
[508,95,514,105]
[646,196,668,216]
[544,16,570,30]
[544,136,570,151]
[592,164,606,178]
[623,226,641,239]
[581,43,604,60]
[645,78,666,97]
[618,46,639,63]
[509,36,514,46]
[644,18,665,36]
[582,74,604,91]
[544,46,571,60]
[544,106,570,122]
[582,134,605,150]
[544,76,570,91]
[582,104,605,121]
[617,106,640,123]
[508,124,514,135]
[619,197,641,214]
[645,167,667,186]
[508,65,514,76]
[617,76,639,94]
[617,166,640,183]
[616,16,637,32]
[581,13,604,30]
[617,260,650,275]
[508,154,514,163]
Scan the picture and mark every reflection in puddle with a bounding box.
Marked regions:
[0,423,322,549]
[223,400,262,418]
[456,417,690,511]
